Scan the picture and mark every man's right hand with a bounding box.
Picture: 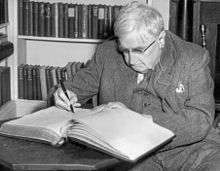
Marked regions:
[53,87,81,111]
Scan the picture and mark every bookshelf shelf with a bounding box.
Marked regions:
[0,23,9,29]
[17,36,103,44]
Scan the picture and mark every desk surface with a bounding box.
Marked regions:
[0,136,120,171]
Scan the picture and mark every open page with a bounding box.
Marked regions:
[0,107,74,145]
[67,107,175,161]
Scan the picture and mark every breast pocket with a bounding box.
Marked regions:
[166,80,189,113]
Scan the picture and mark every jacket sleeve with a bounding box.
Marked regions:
[60,43,106,105]
[146,50,215,151]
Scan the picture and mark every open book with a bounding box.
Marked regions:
[0,106,175,162]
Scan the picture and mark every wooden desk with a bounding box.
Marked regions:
[0,136,120,171]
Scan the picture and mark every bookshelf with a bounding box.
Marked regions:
[8,0,169,100]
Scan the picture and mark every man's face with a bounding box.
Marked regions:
[118,31,162,73]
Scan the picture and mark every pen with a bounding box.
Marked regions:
[60,80,74,113]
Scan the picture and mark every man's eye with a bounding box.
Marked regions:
[122,49,130,54]
[132,49,143,54]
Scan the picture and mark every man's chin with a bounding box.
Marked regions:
[131,67,150,74]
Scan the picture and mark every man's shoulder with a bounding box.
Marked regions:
[168,32,208,69]
[98,38,118,50]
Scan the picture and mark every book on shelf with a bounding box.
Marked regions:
[0,66,10,106]
[17,0,122,39]
[0,105,175,162]
[0,0,8,25]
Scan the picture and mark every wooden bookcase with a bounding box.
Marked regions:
[7,0,169,100]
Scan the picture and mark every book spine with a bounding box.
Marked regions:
[33,1,38,36]
[3,0,8,24]
[77,4,83,38]
[98,5,105,39]
[51,3,56,37]
[74,4,78,38]
[23,64,28,99]
[68,3,75,38]
[45,2,52,37]
[18,0,24,34]
[58,3,64,38]
[18,64,24,99]
[36,65,42,100]
[87,5,92,39]
[63,3,69,38]
[3,66,10,103]
[108,5,113,37]
[38,2,45,37]
[28,1,33,36]
[81,4,88,39]
[27,65,33,100]
[39,66,47,100]
[32,65,37,100]
[103,5,108,39]
[0,67,3,105]
[91,5,98,39]
[23,0,29,35]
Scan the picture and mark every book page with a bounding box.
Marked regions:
[71,107,174,161]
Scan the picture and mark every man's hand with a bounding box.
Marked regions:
[53,87,81,111]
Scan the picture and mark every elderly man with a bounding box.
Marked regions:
[52,2,220,170]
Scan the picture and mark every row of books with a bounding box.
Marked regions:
[17,62,84,101]
[18,0,122,39]
[0,0,8,25]
[0,66,10,107]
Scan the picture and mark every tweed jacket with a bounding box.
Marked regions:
[64,31,219,152]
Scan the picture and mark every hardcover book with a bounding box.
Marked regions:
[0,105,174,162]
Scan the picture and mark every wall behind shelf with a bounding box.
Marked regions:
[26,40,98,66]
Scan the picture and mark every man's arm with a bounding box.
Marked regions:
[47,42,106,107]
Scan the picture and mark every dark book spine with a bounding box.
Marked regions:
[87,5,92,39]
[68,3,75,38]
[18,0,24,35]
[108,5,113,37]
[5,67,10,102]
[58,3,64,38]
[63,3,69,38]
[33,1,38,36]
[74,4,78,38]
[27,65,33,100]
[4,0,8,23]
[32,65,37,100]
[51,3,56,37]
[91,5,98,39]
[77,4,83,38]
[18,64,24,99]
[36,65,42,100]
[103,5,108,39]
[0,0,2,24]
[1,67,6,104]
[45,2,52,37]
[0,67,3,105]
[38,2,45,36]
[98,5,105,39]
[81,4,88,38]
[28,1,33,36]
[23,0,29,35]
[23,64,28,99]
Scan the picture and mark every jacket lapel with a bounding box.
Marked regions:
[153,31,178,98]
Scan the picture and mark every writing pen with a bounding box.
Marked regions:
[60,80,74,113]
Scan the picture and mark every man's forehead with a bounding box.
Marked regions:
[119,37,153,50]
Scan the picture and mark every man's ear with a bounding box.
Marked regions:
[158,31,166,48]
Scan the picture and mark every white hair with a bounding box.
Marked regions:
[114,1,164,40]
